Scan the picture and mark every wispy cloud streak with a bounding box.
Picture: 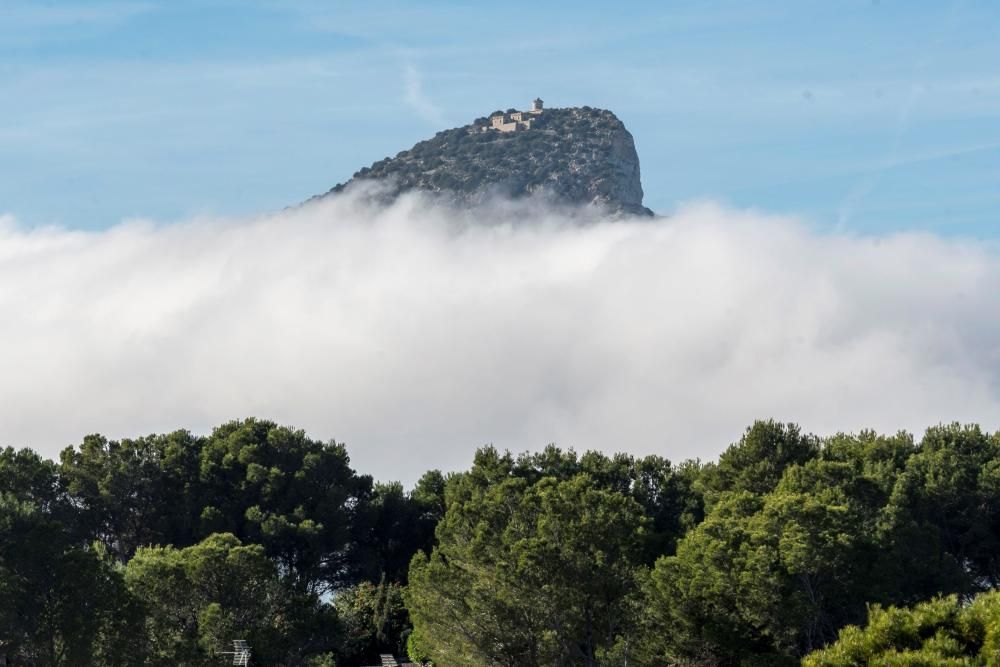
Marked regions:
[402,63,447,127]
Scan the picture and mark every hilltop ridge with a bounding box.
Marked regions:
[314,101,653,216]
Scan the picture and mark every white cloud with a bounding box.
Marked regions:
[1,189,999,483]
[402,64,447,128]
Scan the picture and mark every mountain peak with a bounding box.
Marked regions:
[316,103,652,216]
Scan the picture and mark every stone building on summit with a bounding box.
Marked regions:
[487,98,544,133]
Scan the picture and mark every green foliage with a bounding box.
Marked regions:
[124,532,338,666]
[352,480,440,583]
[0,445,64,507]
[0,493,143,666]
[411,469,447,521]
[698,419,820,502]
[508,444,704,562]
[8,418,1000,665]
[196,419,369,591]
[59,430,201,560]
[879,424,1000,594]
[803,592,1000,666]
[406,628,434,664]
[406,453,648,666]
[334,578,410,666]
[58,419,376,592]
[640,458,896,663]
[635,424,1000,666]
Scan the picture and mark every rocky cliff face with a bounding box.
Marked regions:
[315,106,652,216]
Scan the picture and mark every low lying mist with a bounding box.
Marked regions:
[2,187,999,482]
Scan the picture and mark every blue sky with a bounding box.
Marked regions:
[2,0,999,235]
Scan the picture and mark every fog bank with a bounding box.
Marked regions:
[2,190,998,482]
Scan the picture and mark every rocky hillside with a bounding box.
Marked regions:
[316,106,652,216]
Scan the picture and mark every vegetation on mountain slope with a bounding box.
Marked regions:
[318,106,652,216]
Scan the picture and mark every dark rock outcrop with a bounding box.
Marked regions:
[313,106,652,216]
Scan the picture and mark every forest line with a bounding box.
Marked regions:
[3,418,1000,665]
